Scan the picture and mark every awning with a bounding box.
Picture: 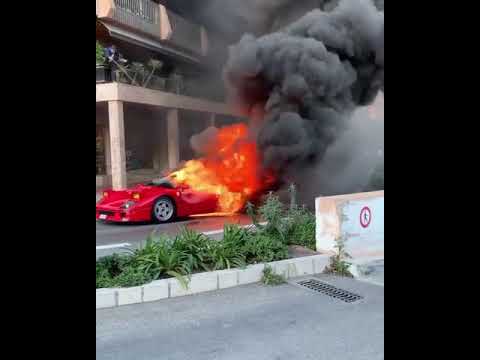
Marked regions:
[96,20,201,66]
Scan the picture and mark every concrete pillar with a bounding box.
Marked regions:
[208,113,216,127]
[103,124,112,186]
[167,108,180,169]
[108,100,127,190]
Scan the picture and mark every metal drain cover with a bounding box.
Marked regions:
[297,279,363,303]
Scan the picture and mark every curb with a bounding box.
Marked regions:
[348,255,384,277]
[96,254,330,309]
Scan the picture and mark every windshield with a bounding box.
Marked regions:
[146,178,175,189]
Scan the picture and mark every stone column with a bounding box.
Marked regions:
[108,100,127,190]
[103,124,112,187]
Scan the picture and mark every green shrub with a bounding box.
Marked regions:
[96,253,132,276]
[206,224,247,270]
[130,233,192,288]
[261,265,286,286]
[259,192,284,233]
[244,233,289,263]
[96,253,148,289]
[284,207,316,250]
[96,41,105,65]
[111,267,152,288]
[96,266,113,289]
[172,227,212,272]
[250,191,316,250]
[324,236,353,277]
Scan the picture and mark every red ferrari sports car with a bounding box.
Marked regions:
[96,178,219,223]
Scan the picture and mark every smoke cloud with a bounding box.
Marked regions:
[294,92,384,205]
[222,0,384,199]
[190,126,219,156]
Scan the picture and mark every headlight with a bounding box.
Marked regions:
[121,200,137,209]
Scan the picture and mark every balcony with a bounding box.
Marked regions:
[96,0,207,56]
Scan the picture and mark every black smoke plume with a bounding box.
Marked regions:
[224,0,384,187]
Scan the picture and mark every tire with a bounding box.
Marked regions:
[152,196,176,223]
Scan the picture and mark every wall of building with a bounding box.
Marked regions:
[315,191,384,260]
[123,103,169,172]
[178,109,211,161]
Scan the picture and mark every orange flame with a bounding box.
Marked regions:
[169,123,274,213]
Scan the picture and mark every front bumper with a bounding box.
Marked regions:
[96,208,129,222]
[96,205,148,223]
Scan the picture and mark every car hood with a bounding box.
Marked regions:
[97,184,163,205]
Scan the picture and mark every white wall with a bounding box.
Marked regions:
[316,191,384,260]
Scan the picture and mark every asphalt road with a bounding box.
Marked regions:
[96,214,253,258]
[96,274,384,360]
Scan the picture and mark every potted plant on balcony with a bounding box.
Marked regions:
[96,41,111,83]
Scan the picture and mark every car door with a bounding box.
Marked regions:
[179,186,218,214]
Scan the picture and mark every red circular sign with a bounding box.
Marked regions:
[360,206,372,228]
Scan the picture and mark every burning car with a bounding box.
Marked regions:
[97,123,276,223]
[96,178,219,223]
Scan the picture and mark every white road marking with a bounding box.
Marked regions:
[96,243,132,250]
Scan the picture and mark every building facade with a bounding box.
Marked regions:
[96,0,241,191]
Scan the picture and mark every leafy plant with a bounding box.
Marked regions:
[261,265,286,286]
[172,227,211,272]
[96,253,132,277]
[259,192,284,232]
[249,189,317,250]
[110,267,152,288]
[131,233,191,288]
[96,266,113,289]
[284,206,316,250]
[244,233,289,263]
[206,224,247,270]
[324,236,353,277]
[96,41,105,65]
[96,253,146,288]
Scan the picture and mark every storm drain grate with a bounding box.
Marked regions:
[297,279,363,303]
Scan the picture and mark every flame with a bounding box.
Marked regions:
[169,123,274,213]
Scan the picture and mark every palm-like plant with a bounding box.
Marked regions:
[173,227,211,272]
[132,233,191,288]
[207,224,247,270]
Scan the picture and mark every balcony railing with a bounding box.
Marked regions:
[96,0,206,56]
[96,64,225,102]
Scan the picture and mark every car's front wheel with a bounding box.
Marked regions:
[152,196,176,223]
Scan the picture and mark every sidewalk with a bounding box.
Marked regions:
[96,275,384,360]
[350,258,384,286]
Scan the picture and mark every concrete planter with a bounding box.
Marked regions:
[96,254,330,309]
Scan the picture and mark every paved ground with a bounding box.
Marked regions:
[96,274,384,360]
[96,214,253,259]
[357,259,384,286]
